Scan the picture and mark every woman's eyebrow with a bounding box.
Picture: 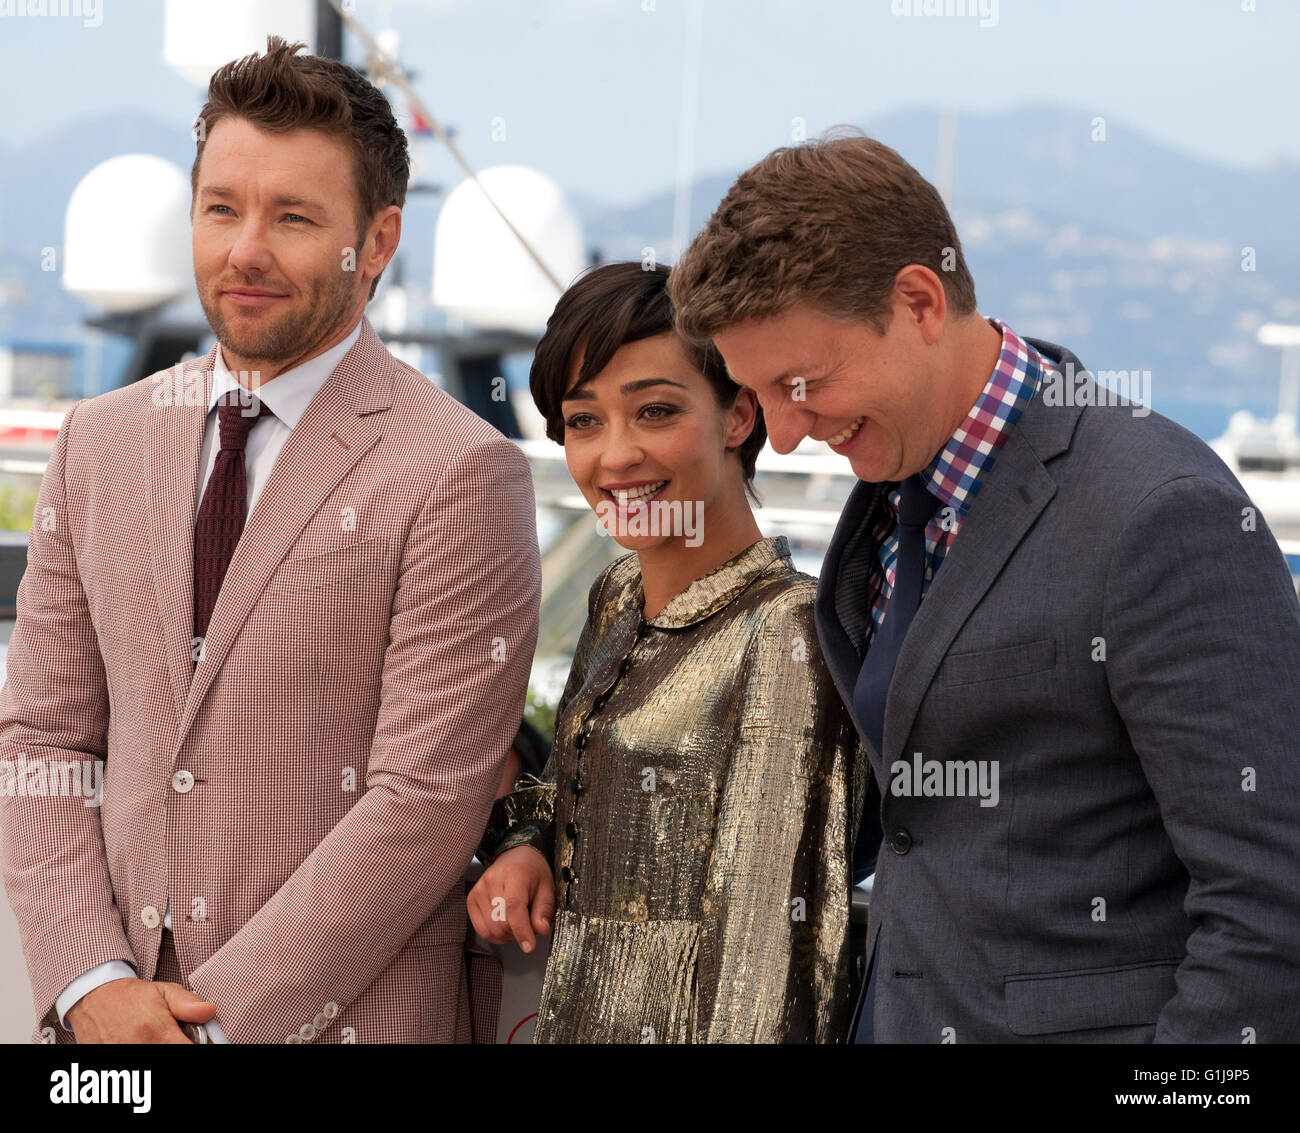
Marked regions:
[562,377,688,402]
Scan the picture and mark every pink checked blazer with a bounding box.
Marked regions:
[0,317,541,1043]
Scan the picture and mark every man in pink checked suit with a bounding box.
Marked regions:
[0,36,540,1044]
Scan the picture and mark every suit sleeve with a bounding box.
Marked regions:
[0,400,137,1038]
[186,433,541,1042]
[1102,473,1300,1042]
[695,590,863,1043]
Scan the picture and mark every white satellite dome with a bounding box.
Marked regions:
[63,155,193,314]
[433,165,585,335]
[163,0,318,88]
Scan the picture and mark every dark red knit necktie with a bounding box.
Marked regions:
[193,390,273,641]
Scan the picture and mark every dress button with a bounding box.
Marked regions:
[171,770,194,793]
[574,730,588,749]
[565,821,578,840]
[560,866,573,883]
[323,1002,340,1019]
[140,905,160,929]
[286,1033,302,1044]
[313,1013,329,1030]
[571,777,583,795]
[890,829,913,855]
[299,1023,316,1041]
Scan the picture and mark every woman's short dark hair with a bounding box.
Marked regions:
[529,261,766,503]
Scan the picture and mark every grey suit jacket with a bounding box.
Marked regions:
[815,338,1300,1043]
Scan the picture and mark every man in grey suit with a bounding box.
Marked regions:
[669,129,1300,1043]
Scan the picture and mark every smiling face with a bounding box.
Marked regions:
[712,285,957,484]
[561,332,757,552]
[192,117,395,378]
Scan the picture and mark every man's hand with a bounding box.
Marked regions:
[467,845,555,954]
[65,977,217,1044]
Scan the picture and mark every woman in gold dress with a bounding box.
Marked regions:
[468,262,867,1043]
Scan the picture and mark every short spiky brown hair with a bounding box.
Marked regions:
[669,127,977,341]
[191,35,410,301]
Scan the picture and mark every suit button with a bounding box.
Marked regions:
[890,829,912,855]
[140,905,160,929]
[171,770,194,793]
[323,1002,340,1019]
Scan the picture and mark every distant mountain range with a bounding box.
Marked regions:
[1,103,1296,419]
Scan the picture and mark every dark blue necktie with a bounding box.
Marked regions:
[853,473,938,750]
[851,472,938,1043]
[851,473,938,878]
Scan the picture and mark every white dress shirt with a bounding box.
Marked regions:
[56,319,363,1042]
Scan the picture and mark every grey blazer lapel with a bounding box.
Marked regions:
[815,478,883,751]
[881,344,1089,766]
[815,340,1092,768]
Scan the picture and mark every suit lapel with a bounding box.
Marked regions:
[815,478,883,757]
[817,343,1089,770]
[880,367,1087,765]
[879,436,1057,765]
[171,320,394,747]
[146,348,216,719]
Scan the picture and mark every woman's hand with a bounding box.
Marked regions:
[468,845,555,953]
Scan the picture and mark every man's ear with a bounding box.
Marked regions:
[359,205,403,290]
[891,263,947,345]
[726,386,759,449]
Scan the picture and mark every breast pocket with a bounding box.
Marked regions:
[937,638,1057,688]
[268,535,388,593]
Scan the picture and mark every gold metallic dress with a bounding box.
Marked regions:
[478,535,867,1043]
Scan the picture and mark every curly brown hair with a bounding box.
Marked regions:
[669,127,977,342]
[191,35,410,300]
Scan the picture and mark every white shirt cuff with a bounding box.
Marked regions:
[56,960,138,1029]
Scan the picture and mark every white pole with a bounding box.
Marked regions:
[671,0,704,265]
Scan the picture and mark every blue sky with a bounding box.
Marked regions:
[1,0,1297,205]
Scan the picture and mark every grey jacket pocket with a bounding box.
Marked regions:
[1004,958,1180,1036]
[938,638,1056,688]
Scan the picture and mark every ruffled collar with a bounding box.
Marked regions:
[610,535,793,629]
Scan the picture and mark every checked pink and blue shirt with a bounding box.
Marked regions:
[864,317,1052,647]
